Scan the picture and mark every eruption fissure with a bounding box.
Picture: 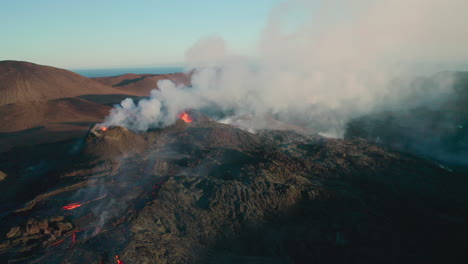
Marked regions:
[49,227,103,250]
[62,194,108,210]
[115,255,125,264]
[51,239,65,247]
[178,112,193,123]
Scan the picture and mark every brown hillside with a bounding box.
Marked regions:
[92,73,155,87]
[0,97,111,133]
[93,72,191,96]
[0,61,138,105]
[0,98,112,151]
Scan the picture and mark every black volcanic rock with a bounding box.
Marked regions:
[0,115,467,264]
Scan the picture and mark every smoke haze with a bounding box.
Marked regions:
[105,0,468,137]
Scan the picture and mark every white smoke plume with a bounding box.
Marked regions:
[105,0,468,136]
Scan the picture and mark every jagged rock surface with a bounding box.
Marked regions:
[0,115,467,264]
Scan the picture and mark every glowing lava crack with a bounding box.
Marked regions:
[178,111,193,123]
[62,194,108,210]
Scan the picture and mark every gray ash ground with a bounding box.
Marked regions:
[0,112,467,264]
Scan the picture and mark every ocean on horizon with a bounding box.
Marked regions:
[71,66,185,78]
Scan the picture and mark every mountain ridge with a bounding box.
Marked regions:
[0,60,139,105]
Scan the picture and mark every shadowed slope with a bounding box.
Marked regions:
[0,98,112,152]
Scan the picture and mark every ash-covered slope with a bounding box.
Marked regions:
[0,113,467,264]
[0,61,137,105]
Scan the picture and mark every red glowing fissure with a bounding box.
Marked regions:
[62,202,82,210]
[51,239,64,246]
[115,255,125,264]
[62,194,108,210]
[178,112,193,123]
[71,232,77,244]
[51,226,103,248]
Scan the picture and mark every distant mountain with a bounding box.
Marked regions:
[0,61,145,151]
[0,61,137,105]
[93,72,191,96]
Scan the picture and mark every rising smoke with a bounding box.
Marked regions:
[104,0,468,137]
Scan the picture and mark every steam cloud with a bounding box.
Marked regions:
[104,0,468,137]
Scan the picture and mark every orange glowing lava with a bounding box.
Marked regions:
[101,126,108,132]
[178,112,193,123]
[72,231,77,244]
[51,239,64,246]
[62,203,82,210]
[49,227,102,249]
[62,194,108,210]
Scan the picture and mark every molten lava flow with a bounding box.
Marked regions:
[62,194,108,210]
[49,227,103,252]
[62,202,82,210]
[115,255,125,264]
[51,239,64,246]
[101,126,108,132]
[178,112,193,123]
[71,231,77,244]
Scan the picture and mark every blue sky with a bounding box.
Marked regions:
[0,0,281,69]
